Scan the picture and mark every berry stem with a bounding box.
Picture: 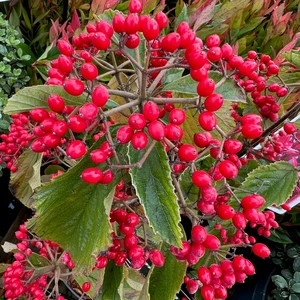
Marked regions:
[103,100,140,117]
[149,96,198,104]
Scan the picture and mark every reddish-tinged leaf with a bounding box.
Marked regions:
[190,0,217,31]
[49,19,60,43]
[105,0,118,10]
[91,0,118,14]
[274,32,300,65]
[272,3,285,25]
[69,10,81,32]
[265,0,281,15]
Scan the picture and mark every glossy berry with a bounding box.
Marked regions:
[93,33,110,50]
[131,131,148,150]
[116,125,134,144]
[242,124,263,139]
[47,94,65,113]
[198,267,212,285]
[64,78,85,96]
[197,78,215,97]
[202,234,220,250]
[82,282,91,293]
[81,168,102,184]
[66,140,87,159]
[149,249,165,267]
[79,103,98,120]
[68,115,87,133]
[252,243,270,258]
[224,139,243,154]
[198,111,217,131]
[90,149,107,164]
[125,33,140,49]
[178,144,198,162]
[240,114,262,125]
[191,225,207,243]
[143,101,159,121]
[128,113,147,130]
[204,94,224,112]
[161,33,181,53]
[283,123,296,134]
[169,108,186,125]
[241,194,265,209]
[194,132,212,147]
[112,13,126,33]
[30,108,49,123]
[165,124,183,141]
[218,160,238,179]
[92,85,109,107]
[216,204,235,220]
[192,170,212,188]
[129,0,142,14]
[125,14,140,34]
[57,39,74,56]
[155,12,168,29]
[142,18,160,41]
[201,285,215,300]
[80,63,98,80]
[148,120,165,140]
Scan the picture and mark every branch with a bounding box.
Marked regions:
[103,100,139,117]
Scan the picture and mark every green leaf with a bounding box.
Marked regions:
[294,272,300,282]
[9,150,42,207]
[213,0,250,23]
[234,161,298,210]
[0,263,10,273]
[291,283,300,293]
[162,68,184,86]
[175,4,189,30]
[142,0,159,14]
[28,129,126,273]
[125,35,146,68]
[149,243,186,300]
[76,268,105,299]
[281,269,294,280]
[267,230,293,244]
[99,261,123,300]
[283,50,300,68]
[128,142,182,247]
[0,119,10,130]
[162,72,246,103]
[294,258,300,272]
[28,253,51,268]
[272,275,288,289]
[4,85,87,115]
[287,248,300,259]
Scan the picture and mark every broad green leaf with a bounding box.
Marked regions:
[149,242,186,300]
[28,128,126,273]
[283,50,300,68]
[281,269,293,280]
[142,0,159,14]
[272,275,288,289]
[267,230,293,244]
[162,68,184,86]
[162,72,246,103]
[138,267,152,300]
[268,71,300,85]
[10,150,42,207]
[213,0,250,23]
[197,24,229,41]
[236,159,260,183]
[0,263,10,273]
[175,4,189,30]
[291,283,300,293]
[294,272,300,282]
[0,119,10,130]
[76,268,105,299]
[4,85,87,115]
[129,142,182,247]
[99,261,123,300]
[234,161,298,210]
[294,257,300,272]
[28,253,52,268]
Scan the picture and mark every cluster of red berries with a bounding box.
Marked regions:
[95,209,165,270]
[0,113,32,172]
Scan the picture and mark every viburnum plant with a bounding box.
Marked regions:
[0,1,300,299]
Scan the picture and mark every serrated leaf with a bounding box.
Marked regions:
[162,72,246,103]
[4,85,87,115]
[129,142,182,247]
[28,128,126,273]
[234,161,298,209]
[98,261,123,300]
[162,68,184,86]
[272,275,288,289]
[10,150,42,207]
[149,243,186,300]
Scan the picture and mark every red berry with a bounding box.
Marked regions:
[165,124,183,141]
[216,204,235,220]
[191,225,207,243]
[223,139,243,154]
[128,245,144,260]
[92,85,109,107]
[283,123,296,134]
[197,78,215,97]
[143,101,159,121]
[186,280,199,295]
[30,108,49,123]
[252,243,270,258]
[81,168,102,184]
[206,34,220,47]
[192,170,212,188]
[201,285,215,300]
[116,125,134,144]
[190,67,208,81]
[198,267,212,285]
[80,63,98,80]
[204,93,224,112]
[129,0,142,14]
[178,144,198,162]
[240,114,262,125]
[241,194,265,209]
[148,120,165,140]
[82,282,91,293]
[142,18,160,41]
[113,13,126,33]
[64,78,85,96]
[128,113,147,130]
[125,14,140,34]
[232,212,247,229]
[57,39,74,56]
[125,33,140,49]
[202,234,220,250]
[185,44,207,69]
[169,108,186,125]
[79,103,98,120]
[242,124,263,139]
[66,140,87,159]
[48,94,65,113]
[131,131,148,150]
[68,115,87,133]
[198,111,217,131]
[149,249,165,267]
[99,170,114,184]
[155,12,168,29]
[90,149,107,164]
[194,132,212,148]
[93,32,110,50]
[218,160,238,179]
[161,33,181,53]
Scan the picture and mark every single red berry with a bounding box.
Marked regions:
[223,139,243,154]
[176,21,190,35]
[178,144,198,162]
[58,55,73,73]
[221,43,233,60]
[82,282,91,293]
[218,160,238,179]
[252,243,270,258]
[93,32,110,50]
[128,113,147,130]
[198,267,212,285]
[186,45,207,69]
[206,34,220,47]
[64,78,85,96]
[92,85,109,107]
[242,124,263,139]
[216,204,235,220]
[128,245,144,260]
[66,140,87,159]
[240,114,262,125]
[47,94,65,113]
[232,212,247,229]
[125,14,140,34]
[192,170,212,188]
[204,93,224,112]
[161,33,181,53]
[149,249,165,267]
[114,251,127,266]
[30,108,49,123]
[155,12,168,29]
[125,33,140,49]
[90,149,107,164]
[241,194,265,209]
[99,170,114,184]
[198,111,217,131]
[165,124,183,141]
[79,103,98,120]
[81,168,102,184]
[194,132,212,148]
[143,101,159,121]
[57,39,74,56]
[180,29,196,49]
[131,131,148,150]
[148,120,165,140]
[207,46,223,62]
[190,67,208,81]
[283,123,296,134]
[68,115,87,133]
[191,225,207,243]
[169,108,186,125]
[80,62,98,80]
[113,13,126,33]
[209,264,223,279]
[186,280,199,295]
[142,18,160,40]
[197,78,215,97]
[202,234,220,250]
[201,285,215,300]
[116,125,134,144]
